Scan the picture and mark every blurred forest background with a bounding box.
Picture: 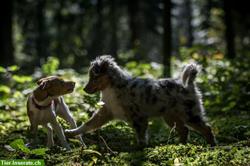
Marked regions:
[0,0,250,165]
[1,0,250,74]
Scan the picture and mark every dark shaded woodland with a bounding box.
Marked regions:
[1,0,250,72]
[0,0,249,165]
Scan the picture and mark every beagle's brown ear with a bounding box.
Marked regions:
[37,78,45,85]
[38,81,50,90]
[37,77,52,85]
[37,78,50,90]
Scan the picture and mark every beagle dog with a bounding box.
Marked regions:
[27,76,85,150]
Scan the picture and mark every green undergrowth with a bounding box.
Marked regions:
[0,110,249,165]
[0,56,249,165]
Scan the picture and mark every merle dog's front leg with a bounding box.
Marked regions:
[65,106,113,137]
[132,117,149,147]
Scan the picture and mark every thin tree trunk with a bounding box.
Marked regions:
[163,0,172,77]
[36,0,48,64]
[74,12,86,70]
[185,0,193,47]
[110,0,118,58]
[96,0,103,55]
[128,0,139,50]
[0,0,14,67]
[223,0,235,58]
[89,0,103,58]
[203,0,212,29]
[56,0,63,59]
[202,0,212,43]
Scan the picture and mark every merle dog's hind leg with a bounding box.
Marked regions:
[132,117,149,147]
[164,115,189,144]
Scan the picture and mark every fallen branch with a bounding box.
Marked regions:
[167,122,176,144]
[99,135,116,155]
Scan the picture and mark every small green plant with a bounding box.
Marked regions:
[41,56,59,75]
[10,139,48,156]
[0,65,33,110]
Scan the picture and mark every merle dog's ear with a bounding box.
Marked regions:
[100,61,109,73]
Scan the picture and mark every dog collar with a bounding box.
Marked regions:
[32,96,53,109]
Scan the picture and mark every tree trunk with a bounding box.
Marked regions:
[200,0,212,44]
[55,0,63,59]
[203,0,212,29]
[163,0,172,77]
[88,0,104,58]
[36,0,48,64]
[0,0,14,67]
[128,0,139,50]
[223,0,236,59]
[185,0,193,47]
[96,0,104,55]
[110,0,118,58]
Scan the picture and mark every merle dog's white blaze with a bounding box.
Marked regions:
[65,55,216,146]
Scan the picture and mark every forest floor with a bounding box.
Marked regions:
[0,101,249,165]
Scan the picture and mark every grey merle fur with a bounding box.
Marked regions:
[65,55,216,146]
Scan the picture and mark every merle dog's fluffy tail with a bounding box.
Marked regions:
[181,63,199,87]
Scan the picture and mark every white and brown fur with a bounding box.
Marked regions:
[27,76,85,150]
[65,55,216,146]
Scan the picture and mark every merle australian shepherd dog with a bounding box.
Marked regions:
[65,55,216,146]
